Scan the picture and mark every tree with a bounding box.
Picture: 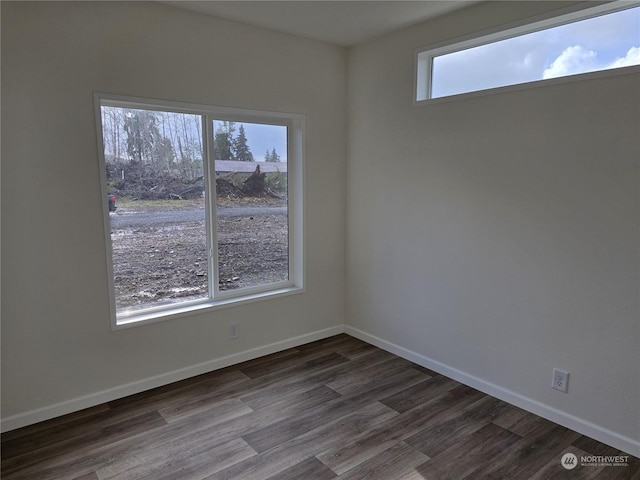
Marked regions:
[101,106,127,163]
[123,110,161,165]
[214,121,236,160]
[122,109,177,175]
[266,147,281,163]
[158,111,203,181]
[152,136,176,172]
[233,124,254,162]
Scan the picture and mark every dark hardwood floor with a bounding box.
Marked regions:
[2,334,638,479]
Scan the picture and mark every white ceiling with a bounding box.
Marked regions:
[162,1,479,47]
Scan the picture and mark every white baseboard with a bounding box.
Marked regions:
[1,325,345,433]
[345,325,640,458]
[5,323,638,458]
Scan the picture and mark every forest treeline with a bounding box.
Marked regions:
[101,107,284,200]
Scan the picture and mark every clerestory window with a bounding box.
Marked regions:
[416,2,640,102]
[96,94,304,328]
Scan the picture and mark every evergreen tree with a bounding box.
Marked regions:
[123,110,176,173]
[233,124,254,162]
[123,110,161,165]
[266,147,281,163]
[214,121,236,160]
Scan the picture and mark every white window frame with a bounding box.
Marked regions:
[415,1,640,104]
[95,93,305,329]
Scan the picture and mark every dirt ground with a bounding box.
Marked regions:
[110,198,288,311]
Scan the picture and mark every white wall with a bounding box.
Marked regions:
[1,1,347,428]
[346,2,639,454]
[3,0,638,456]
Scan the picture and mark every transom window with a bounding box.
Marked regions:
[416,2,640,101]
[96,95,303,328]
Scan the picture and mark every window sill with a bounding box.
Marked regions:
[113,286,304,330]
[414,64,640,107]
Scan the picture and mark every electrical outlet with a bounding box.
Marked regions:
[229,323,239,340]
[552,368,569,393]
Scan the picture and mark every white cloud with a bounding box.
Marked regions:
[606,46,640,69]
[542,44,640,81]
[542,45,598,79]
[430,5,639,98]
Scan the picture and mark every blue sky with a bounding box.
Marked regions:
[239,122,287,163]
[215,121,287,163]
[431,5,640,98]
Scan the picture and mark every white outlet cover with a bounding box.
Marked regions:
[229,324,239,339]
[552,368,569,393]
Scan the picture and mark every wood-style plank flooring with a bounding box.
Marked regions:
[2,334,638,479]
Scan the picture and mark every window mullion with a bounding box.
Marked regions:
[204,113,220,299]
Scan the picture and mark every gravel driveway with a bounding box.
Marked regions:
[109,201,288,311]
[110,206,287,229]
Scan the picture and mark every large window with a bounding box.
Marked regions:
[96,95,303,327]
[416,2,640,101]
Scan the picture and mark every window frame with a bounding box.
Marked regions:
[414,1,640,104]
[94,93,305,330]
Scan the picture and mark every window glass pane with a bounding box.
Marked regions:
[101,106,208,313]
[213,120,289,291]
[428,5,639,99]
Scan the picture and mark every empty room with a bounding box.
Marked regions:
[1,1,638,478]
